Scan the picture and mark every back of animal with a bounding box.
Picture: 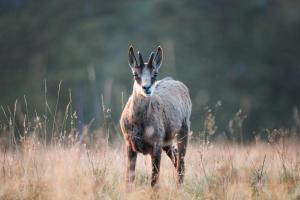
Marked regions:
[153,77,192,131]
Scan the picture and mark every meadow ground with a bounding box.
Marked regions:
[1,136,300,200]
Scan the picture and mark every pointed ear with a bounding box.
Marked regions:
[153,46,163,70]
[128,45,137,68]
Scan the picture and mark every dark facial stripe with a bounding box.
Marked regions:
[132,64,158,86]
[151,71,158,84]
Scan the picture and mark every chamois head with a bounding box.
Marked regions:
[128,45,163,97]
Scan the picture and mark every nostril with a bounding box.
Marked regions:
[142,86,150,90]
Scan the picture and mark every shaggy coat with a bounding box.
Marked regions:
[120,77,192,186]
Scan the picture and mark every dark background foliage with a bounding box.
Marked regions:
[1,0,300,141]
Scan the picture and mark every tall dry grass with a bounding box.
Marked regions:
[1,82,300,199]
[1,136,300,200]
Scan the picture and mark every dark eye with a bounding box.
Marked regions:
[151,72,158,83]
[133,72,140,80]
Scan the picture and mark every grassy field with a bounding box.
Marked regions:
[0,92,299,199]
[1,135,300,200]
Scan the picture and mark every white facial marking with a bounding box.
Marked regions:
[140,67,153,97]
[132,63,156,97]
[141,67,151,87]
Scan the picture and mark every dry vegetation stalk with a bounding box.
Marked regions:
[0,138,300,200]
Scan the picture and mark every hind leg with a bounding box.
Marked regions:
[177,122,189,185]
[163,145,177,168]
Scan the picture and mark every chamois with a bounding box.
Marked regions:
[120,45,192,187]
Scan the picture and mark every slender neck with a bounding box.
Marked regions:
[130,82,151,118]
[132,84,150,104]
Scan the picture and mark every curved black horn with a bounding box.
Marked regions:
[138,51,144,66]
[148,52,154,65]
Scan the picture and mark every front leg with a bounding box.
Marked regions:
[126,143,137,184]
[151,144,162,187]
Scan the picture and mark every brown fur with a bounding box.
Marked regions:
[120,77,192,187]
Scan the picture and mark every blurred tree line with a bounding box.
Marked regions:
[0,0,300,142]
